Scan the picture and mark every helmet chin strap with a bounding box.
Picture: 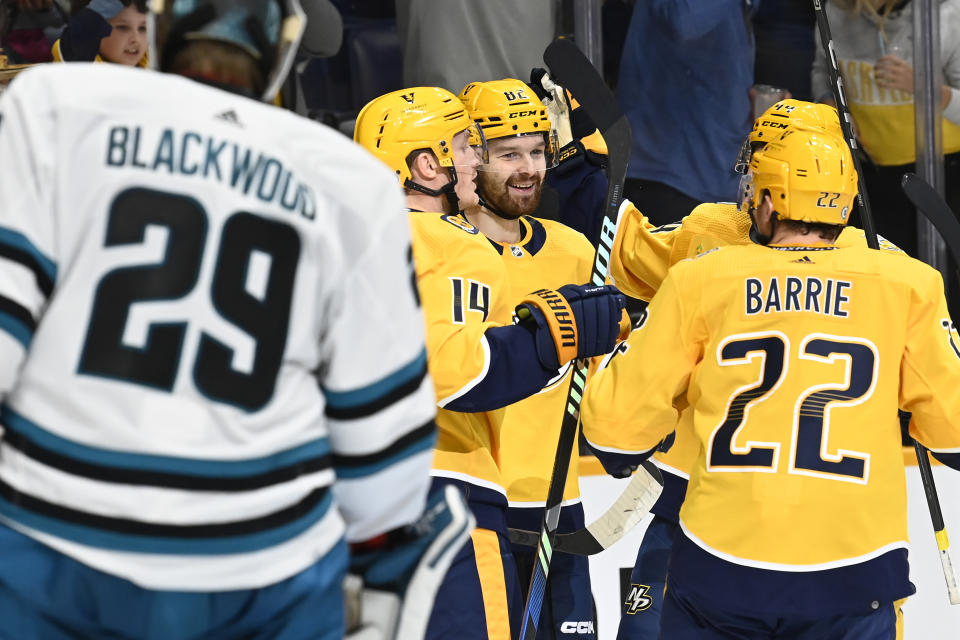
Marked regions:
[404,167,463,213]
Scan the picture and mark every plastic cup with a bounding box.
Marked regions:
[752,84,788,120]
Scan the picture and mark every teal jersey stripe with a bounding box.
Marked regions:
[323,348,427,410]
[1,406,330,478]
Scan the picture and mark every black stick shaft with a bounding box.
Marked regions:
[812,0,879,249]
[518,38,632,640]
[814,0,958,605]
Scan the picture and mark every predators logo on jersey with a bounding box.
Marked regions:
[624,584,654,614]
[441,213,480,234]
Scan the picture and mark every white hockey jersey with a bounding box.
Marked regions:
[0,64,436,591]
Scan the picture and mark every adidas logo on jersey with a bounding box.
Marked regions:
[215,109,243,127]
[791,255,814,264]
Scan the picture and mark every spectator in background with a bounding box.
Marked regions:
[753,0,816,101]
[2,0,64,63]
[395,0,555,92]
[53,0,147,66]
[617,0,755,226]
[812,0,960,264]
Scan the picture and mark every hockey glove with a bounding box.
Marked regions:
[516,283,629,371]
[588,436,670,480]
[347,485,474,640]
[530,67,607,165]
[530,67,574,149]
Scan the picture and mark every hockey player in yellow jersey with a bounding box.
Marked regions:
[457,77,609,640]
[608,99,909,639]
[355,85,627,640]
[583,126,960,639]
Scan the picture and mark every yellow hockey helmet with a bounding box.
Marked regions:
[735,99,843,173]
[741,128,858,226]
[458,79,560,168]
[354,86,487,187]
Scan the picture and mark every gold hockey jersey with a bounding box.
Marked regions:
[409,211,599,510]
[584,242,960,572]
[490,217,595,506]
[609,201,903,484]
[409,211,511,502]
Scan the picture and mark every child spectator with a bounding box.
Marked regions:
[52,0,147,66]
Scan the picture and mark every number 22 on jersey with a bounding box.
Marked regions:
[707,331,877,484]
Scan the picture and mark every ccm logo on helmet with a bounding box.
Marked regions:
[509,110,539,118]
[560,621,595,634]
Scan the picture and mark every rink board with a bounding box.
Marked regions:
[579,451,960,639]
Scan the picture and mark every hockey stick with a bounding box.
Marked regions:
[901,172,960,606]
[517,38,663,640]
[508,459,663,556]
[914,436,960,606]
[814,0,960,607]
[812,0,879,249]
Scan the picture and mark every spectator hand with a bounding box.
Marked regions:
[875,55,914,93]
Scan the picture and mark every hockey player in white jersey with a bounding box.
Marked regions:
[0,1,470,638]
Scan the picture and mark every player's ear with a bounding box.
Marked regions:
[760,191,776,214]
[409,150,440,182]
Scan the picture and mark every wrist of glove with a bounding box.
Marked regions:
[515,283,629,370]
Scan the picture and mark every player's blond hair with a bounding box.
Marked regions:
[168,41,264,95]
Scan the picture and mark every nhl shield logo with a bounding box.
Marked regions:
[510,245,524,257]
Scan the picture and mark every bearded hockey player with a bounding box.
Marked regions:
[457,77,608,640]
[355,84,627,640]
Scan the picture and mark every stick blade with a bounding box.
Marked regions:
[507,461,664,557]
